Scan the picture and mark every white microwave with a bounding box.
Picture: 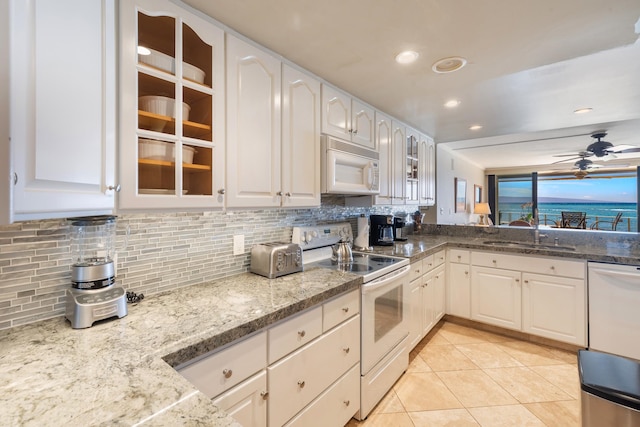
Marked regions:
[321,135,380,195]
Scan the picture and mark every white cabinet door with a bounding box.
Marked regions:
[432,264,446,322]
[119,0,225,209]
[522,273,586,345]
[0,0,10,224]
[212,370,268,427]
[408,275,423,350]
[9,0,116,222]
[321,85,351,140]
[351,100,375,150]
[391,121,406,205]
[422,272,436,336]
[226,35,282,207]
[471,266,522,330]
[418,134,435,206]
[281,65,321,207]
[374,112,393,204]
[448,262,471,318]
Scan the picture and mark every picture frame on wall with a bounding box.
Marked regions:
[474,184,482,204]
[455,178,466,212]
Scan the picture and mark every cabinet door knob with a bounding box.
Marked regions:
[13,172,18,185]
[343,347,350,354]
[222,369,233,379]
[285,192,291,197]
[277,191,283,196]
[344,400,350,406]
[297,380,306,388]
[342,307,349,313]
[260,391,269,400]
[353,129,358,134]
[524,280,529,284]
[107,184,121,192]
[465,271,469,275]
[515,278,520,283]
[218,189,225,195]
[298,330,306,338]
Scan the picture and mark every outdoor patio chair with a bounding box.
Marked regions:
[590,212,623,231]
[561,211,587,229]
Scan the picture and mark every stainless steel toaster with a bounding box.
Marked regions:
[250,242,303,278]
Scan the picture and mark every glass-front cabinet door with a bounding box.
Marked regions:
[119,0,225,209]
[405,129,419,204]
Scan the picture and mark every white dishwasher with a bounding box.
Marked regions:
[588,262,640,360]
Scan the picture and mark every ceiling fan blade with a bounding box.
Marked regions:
[600,153,617,161]
[614,147,640,154]
[551,157,581,164]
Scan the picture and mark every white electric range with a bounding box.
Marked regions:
[292,223,410,420]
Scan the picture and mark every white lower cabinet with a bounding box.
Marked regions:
[447,249,471,318]
[408,251,446,351]
[469,250,586,345]
[212,370,268,427]
[177,289,360,427]
[268,315,360,427]
[522,273,586,345]
[471,266,522,330]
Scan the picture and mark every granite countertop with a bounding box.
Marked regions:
[366,235,640,267]
[0,267,362,426]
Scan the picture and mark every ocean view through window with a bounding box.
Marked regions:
[496,171,638,232]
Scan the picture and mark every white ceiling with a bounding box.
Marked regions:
[182,0,640,172]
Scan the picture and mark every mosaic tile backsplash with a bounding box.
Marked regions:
[0,196,399,330]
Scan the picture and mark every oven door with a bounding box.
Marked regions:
[361,265,410,374]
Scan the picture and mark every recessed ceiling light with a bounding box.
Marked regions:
[137,46,151,56]
[574,108,593,114]
[469,125,483,130]
[395,50,419,64]
[432,56,467,73]
[444,99,461,108]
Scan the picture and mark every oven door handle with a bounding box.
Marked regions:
[361,265,410,294]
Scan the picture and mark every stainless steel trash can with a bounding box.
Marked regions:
[578,350,640,426]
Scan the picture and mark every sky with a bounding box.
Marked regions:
[500,176,637,203]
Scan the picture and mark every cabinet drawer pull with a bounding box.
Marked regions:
[524,280,529,284]
[344,400,350,406]
[285,192,291,197]
[515,278,520,283]
[550,266,556,270]
[343,347,350,354]
[260,391,269,400]
[218,189,225,195]
[297,380,305,388]
[342,307,349,313]
[465,271,469,275]
[457,255,461,261]
[298,330,306,338]
[222,369,233,379]
[492,260,497,264]
[107,184,121,192]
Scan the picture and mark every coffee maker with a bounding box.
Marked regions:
[369,214,395,246]
[393,216,408,241]
[65,215,128,328]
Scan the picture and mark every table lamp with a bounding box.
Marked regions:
[475,202,491,226]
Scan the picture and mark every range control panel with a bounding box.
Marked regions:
[292,223,353,250]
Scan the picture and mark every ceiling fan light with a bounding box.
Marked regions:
[573,108,593,114]
[469,124,482,130]
[444,99,461,108]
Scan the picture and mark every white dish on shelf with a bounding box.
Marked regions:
[138,47,206,84]
[138,139,196,164]
[139,188,189,195]
[139,95,191,121]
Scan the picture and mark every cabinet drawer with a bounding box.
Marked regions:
[449,249,470,264]
[268,306,322,364]
[323,289,359,332]
[432,250,446,268]
[284,364,360,427]
[178,331,267,398]
[420,255,434,273]
[268,315,360,427]
[410,260,425,282]
[472,251,584,278]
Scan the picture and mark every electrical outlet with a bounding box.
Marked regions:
[233,235,244,255]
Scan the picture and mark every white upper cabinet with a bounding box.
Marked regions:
[7,0,116,223]
[418,133,436,206]
[405,127,420,205]
[391,121,406,205]
[281,65,321,207]
[321,85,375,150]
[374,112,393,205]
[226,35,282,208]
[118,0,225,209]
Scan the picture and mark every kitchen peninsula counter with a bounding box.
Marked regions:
[367,235,640,267]
[0,268,362,426]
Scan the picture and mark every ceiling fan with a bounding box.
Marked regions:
[554,132,640,162]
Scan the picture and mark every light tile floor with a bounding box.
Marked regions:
[347,321,580,427]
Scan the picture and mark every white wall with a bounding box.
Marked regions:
[436,145,486,225]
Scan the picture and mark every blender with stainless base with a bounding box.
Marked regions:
[65,215,127,328]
